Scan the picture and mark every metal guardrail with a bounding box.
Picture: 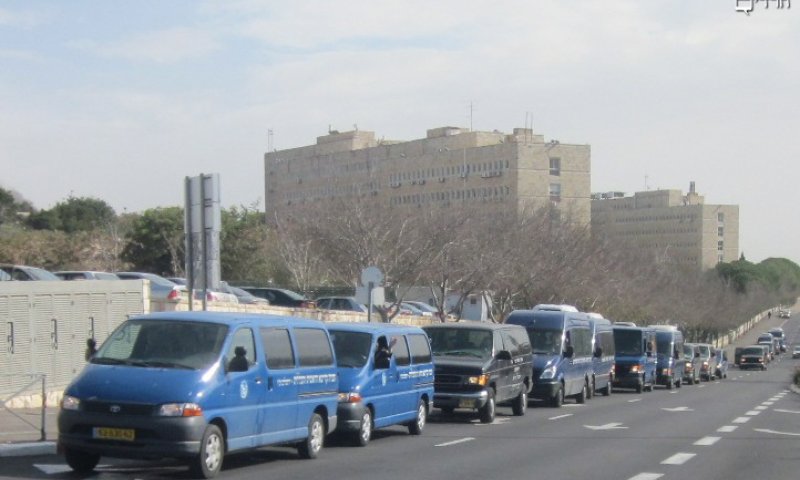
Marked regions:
[0,373,47,441]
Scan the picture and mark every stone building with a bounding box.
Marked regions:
[591,182,739,270]
[264,127,591,224]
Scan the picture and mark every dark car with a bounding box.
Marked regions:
[55,271,119,281]
[316,297,367,313]
[423,323,533,423]
[739,345,768,370]
[240,287,314,308]
[0,264,61,281]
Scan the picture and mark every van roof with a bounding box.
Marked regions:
[131,311,325,328]
[327,322,424,334]
[423,322,519,331]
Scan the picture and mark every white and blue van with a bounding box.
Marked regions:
[327,323,434,446]
[506,309,594,407]
[58,312,339,478]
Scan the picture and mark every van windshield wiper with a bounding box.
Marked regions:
[137,361,195,370]
[91,357,129,366]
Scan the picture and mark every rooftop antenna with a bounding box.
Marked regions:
[267,128,274,152]
[645,174,650,191]
[469,101,474,131]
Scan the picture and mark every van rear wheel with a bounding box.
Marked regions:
[64,448,100,475]
[298,413,324,459]
[408,399,427,435]
[575,383,587,404]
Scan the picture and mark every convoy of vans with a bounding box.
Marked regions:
[58,306,776,478]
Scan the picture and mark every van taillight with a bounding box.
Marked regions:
[167,289,180,301]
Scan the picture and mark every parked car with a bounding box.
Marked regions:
[240,287,315,308]
[792,345,800,359]
[714,348,729,379]
[58,311,339,478]
[682,343,702,385]
[55,271,119,281]
[401,302,433,317]
[165,278,239,304]
[0,264,61,281]
[739,345,769,370]
[219,282,269,305]
[115,272,185,302]
[506,309,596,405]
[403,301,441,317]
[327,323,433,446]
[423,322,533,422]
[316,297,368,313]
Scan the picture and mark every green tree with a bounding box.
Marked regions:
[121,207,184,275]
[0,187,34,226]
[27,196,116,233]
[220,205,285,284]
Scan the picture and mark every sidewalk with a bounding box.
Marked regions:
[0,406,58,457]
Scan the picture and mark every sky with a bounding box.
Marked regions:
[1,1,798,264]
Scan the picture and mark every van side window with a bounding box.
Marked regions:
[571,329,593,357]
[510,329,531,355]
[227,328,256,372]
[501,330,521,356]
[391,335,411,366]
[260,328,295,369]
[493,332,505,354]
[294,328,334,367]
[408,334,432,364]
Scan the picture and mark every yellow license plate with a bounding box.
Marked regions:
[458,399,475,408]
[93,427,135,442]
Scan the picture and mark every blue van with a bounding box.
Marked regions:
[589,317,615,396]
[612,325,657,393]
[653,326,684,389]
[58,312,339,479]
[327,323,434,446]
[506,309,594,407]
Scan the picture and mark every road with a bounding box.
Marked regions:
[1,315,798,480]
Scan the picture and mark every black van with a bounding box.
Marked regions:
[422,323,533,423]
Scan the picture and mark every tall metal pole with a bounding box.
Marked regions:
[199,174,208,311]
[184,177,194,311]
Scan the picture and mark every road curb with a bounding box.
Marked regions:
[0,441,56,458]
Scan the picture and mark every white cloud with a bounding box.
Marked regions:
[75,27,221,63]
[0,6,47,28]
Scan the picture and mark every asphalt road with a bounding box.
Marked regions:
[2,315,798,480]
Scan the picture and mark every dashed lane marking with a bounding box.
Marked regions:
[733,417,751,424]
[627,474,663,480]
[628,398,642,403]
[718,425,738,433]
[435,437,475,447]
[763,401,775,405]
[694,436,721,446]
[755,406,768,411]
[549,414,573,420]
[746,410,762,416]
[661,453,696,465]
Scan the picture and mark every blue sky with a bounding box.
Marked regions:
[1,1,798,263]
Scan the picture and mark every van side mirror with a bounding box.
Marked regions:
[564,345,574,358]
[594,347,603,358]
[496,350,512,361]
[711,352,716,357]
[85,338,97,361]
[694,352,700,358]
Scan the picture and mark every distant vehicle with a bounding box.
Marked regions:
[792,345,800,359]
[401,302,431,317]
[768,328,787,353]
[531,304,579,312]
[714,348,729,379]
[219,282,269,305]
[739,345,768,370]
[778,309,791,319]
[403,301,441,317]
[696,343,718,381]
[54,271,119,281]
[316,297,368,313]
[0,264,61,281]
[327,323,433,446]
[240,287,315,308]
[614,321,637,327]
[612,326,657,393]
[682,343,702,385]
[589,317,615,396]
[423,322,533,422]
[165,278,239,304]
[653,326,684,389]
[115,272,184,302]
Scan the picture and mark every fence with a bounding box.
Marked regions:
[0,373,46,441]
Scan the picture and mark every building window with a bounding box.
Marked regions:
[718,254,724,264]
[717,240,724,251]
[718,226,724,237]
[549,157,561,176]
[549,183,561,202]
[717,212,724,222]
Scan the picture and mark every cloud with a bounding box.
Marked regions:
[73,27,221,63]
[0,6,48,28]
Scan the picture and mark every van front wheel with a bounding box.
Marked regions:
[408,399,427,435]
[512,388,527,416]
[190,424,224,479]
[64,448,100,475]
[298,413,324,459]
[549,385,565,408]
[479,392,496,424]
[353,409,372,446]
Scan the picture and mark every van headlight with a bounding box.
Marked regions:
[540,366,557,380]
[158,403,203,417]
[61,395,80,411]
[467,374,490,386]
[630,365,641,373]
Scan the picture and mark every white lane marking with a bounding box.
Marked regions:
[549,414,573,420]
[584,422,627,430]
[718,425,738,433]
[763,401,775,405]
[782,390,790,393]
[754,428,800,437]
[697,384,706,388]
[474,418,509,426]
[746,373,751,376]
[628,398,642,403]
[435,437,475,447]
[628,474,663,480]
[774,408,800,414]
[670,391,679,394]
[733,417,751,424]
[661,453,696,465]
[662,406,693,412]
[563,403,586,408]
[694,436,721,446]
[755,406,768,411]
[746,410,762,416]
[34,465,74,475]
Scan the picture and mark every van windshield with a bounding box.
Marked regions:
[742,347,764,355]
[683,345,695,359]
[527,328,562,355]
[329,330,372,368]
[426,328,493,360]
[91,320,228,370]
[655,335,672,355]
[614,330,643,356]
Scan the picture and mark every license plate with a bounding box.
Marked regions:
[458,399,475,408]
[93,427,135,442]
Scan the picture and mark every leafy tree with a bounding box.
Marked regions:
[121,207,184,275]
[27,196,116,233]
[220,205,286,284]
[0,187,34,226]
